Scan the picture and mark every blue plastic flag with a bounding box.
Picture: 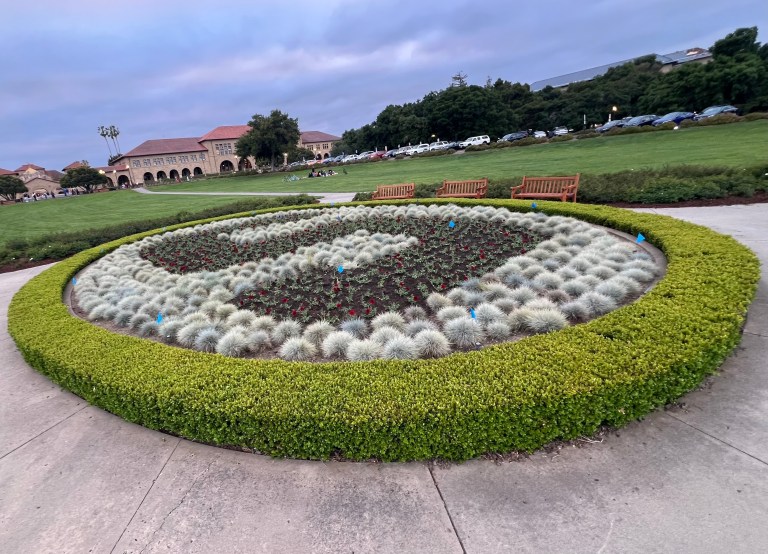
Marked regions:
[636,233,646,244]
[448,220,455,229]
[337,265,344,274]
[71,277,77,285]
[469,308,476,319]
[337,214,342,221]
[156,312,163,324]
[330,201,335,206]
[531,202,538,209]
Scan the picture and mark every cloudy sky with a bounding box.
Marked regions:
[1,0,765,171]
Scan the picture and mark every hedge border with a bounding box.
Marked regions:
[8,200,759,461]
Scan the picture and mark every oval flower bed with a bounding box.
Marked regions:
[72,204,661,362]
[8,199,759,461]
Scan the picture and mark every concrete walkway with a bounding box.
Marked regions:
[1,205,766,553]
[134,186,357,205]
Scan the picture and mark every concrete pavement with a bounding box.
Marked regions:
[1,204,766,553]
[134,187,357,205]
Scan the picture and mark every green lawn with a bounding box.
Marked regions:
[0,191,288,247]
[150,120,767,194]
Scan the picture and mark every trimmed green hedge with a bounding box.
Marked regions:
[8,199,759,461]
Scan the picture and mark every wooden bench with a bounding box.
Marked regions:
[435,178,488,199]
[510,174,580,202]
[372,183,415,200]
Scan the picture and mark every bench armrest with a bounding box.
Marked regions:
[510,183,526,197]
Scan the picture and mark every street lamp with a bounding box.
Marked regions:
[609,105,618,122]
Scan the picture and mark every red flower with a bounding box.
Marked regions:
[365,308,371,315]
[259,290,267,296]
[336,303,342,308]
[282,297,288,303]
[413,295,420,301]
[291,310,297,317]
[369,298,376,305]
[441,283,447,289]
[349,309,356,316]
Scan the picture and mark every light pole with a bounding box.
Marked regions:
[609,105,618,122]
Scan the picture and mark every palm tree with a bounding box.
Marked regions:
[108,125,121,155]
[98,126,113,157]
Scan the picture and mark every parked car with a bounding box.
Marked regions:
[533,130,547,139]
[429,140,451,150]
[694,105,738,121]
[552,126,569,136]
[458,135,491,148]
[498,131,528,143]
[407,143,430,155]
[653,111,695,126]
[368,151,387,160]
[596,119,625,133]
[623,115,659,127]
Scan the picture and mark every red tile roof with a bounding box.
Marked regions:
[121,138,208,158]
[63,161,86,171]
[95,165,129,172]
[15,163,45,172]
[198,125,251,142]
[300,131,341,144]
[0,167,18,175]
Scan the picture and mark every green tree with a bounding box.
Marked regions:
[236,110,300,170]
[0,175,27,201]
[59,166,108,193]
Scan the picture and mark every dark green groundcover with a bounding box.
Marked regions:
[8,199,759,461]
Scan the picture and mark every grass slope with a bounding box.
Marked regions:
[0,191,289,247]
[151,121,767,194]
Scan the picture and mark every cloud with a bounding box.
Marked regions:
[0,0,765,170]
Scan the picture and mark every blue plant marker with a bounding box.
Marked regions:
[337,214,342,222]
[469,308,476,319]
[71,277,77,285]
[636,233,646,244]
[448,220,455,229]
[337,265,344,274]
[531,202,538,209]
[156,312,163,324]
[330,201,335,206]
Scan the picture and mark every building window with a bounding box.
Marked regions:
[180,155,189,162]
[215,143,233,155]
[191,154,198,162]
[200,153,206,161]
[132,160,141,168]
[322,143,328,149]
[153,158,164,166]
[166,156,177,164]
[143,159,151,167]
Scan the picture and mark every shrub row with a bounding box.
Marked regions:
[8,199,759,461]
[352,165,768,204]
[0,195,317,270]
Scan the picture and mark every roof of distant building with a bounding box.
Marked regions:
[656,47,712,65]
[300,131,341,144]
[15,163,45,172]
[63,161,86,171]
[530,47,712,92]
[198,125,251,142]
[45,169,64,181]
[0,167,18,175]
[121,138,208,158]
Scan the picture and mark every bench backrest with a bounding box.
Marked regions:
[373,183,415,198]
[441,178,488,195]
[520,175,579,193]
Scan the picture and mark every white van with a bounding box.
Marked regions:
[459,135,491,148]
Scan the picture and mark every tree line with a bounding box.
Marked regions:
[331,27,768,154]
